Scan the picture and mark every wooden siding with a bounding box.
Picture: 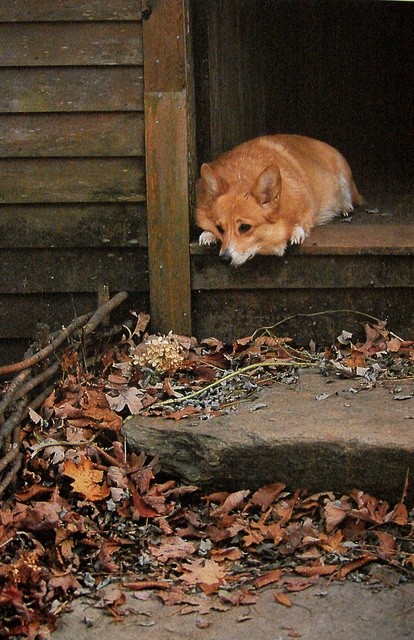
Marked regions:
[0,1,146,360]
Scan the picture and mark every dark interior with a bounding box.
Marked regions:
[192,0,413,217]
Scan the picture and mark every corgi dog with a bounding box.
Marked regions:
[196,134,363,266]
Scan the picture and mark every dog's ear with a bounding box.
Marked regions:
[199,163,227,199]
[251,165,281,206]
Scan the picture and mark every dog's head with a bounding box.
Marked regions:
[196,163,289,266]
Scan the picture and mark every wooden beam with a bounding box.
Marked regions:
[142,0,194,335]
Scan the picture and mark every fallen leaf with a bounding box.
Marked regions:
[295,564,338,576]
[180,558,227,594]
[124,580,171,591]
[273,592,293,607]
[63,457,110,502]
[212,490,250,517]
[150,536,197,562]
[254,568,282,588]
[336,553,377,578]
[247,483,286,511]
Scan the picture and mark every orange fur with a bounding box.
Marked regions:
[196,134,362,266]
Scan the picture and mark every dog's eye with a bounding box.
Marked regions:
[216,224,224,234]
[239,223,252,234]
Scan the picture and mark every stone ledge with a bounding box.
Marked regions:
[123,370,414,504]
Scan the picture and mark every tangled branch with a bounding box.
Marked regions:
[0,291,129,498]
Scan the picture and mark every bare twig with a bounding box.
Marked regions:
[0,367,32,425]
[82,291,129,337]
[0,452,23,498]
[0,398,27,449]
[15,361,61,401]
[0,313,92,377]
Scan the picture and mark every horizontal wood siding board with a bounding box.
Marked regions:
[0,203,148,248]
[0,1,142,22]
[0,292,149,341]
[192,288,414,345]
[0,22,143,67]
[0,158,146,203]
[0,67,143,113]
[1,113,144,157]
[0,341,30,366]
[0,248,149,293]
[191,254,414,290]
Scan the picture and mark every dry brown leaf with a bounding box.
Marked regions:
[124,580,171,591]
[220,587,259,606]
[211,547,243,562]
[295,564,338,576]
[254,568,282,588]
[63,457,110,502]
[376,531,396,559]
[247,483,286,512]
[165,406,200,420]
[281,576,319,592]
[386,502,408,526]
[180,558,227,594]
[212,490,250,517]
[273,592,293,607]
[150,536,197,562]
[324,499,350,533]
[336,553,376,578]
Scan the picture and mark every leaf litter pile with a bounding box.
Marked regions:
[1,301,414,638]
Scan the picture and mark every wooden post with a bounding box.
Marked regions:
[142,0,195,336]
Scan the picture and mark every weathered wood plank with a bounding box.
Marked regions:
[191,253,414,290]
[0,203,147,248]
[301,224,414,254]
[0,67,143,113]
[145,91,192,334]
[191,224,414,260]
[0,22,143,67]
[0,292,149,342]
[0,1,142,22]
[0,249,149,293]
[0,158,146,203]
[142,0,186,92]
[0,341,30,366]
[1,113,144,157]
[192,288,414,345]
[143,0,195,336]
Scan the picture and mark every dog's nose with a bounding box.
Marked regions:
[219,248,232,264]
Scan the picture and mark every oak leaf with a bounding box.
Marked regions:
[180,558,227,594]
[63,457,110,502]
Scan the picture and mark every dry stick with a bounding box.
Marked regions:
[82,291,129,337]
[0,435,21,475]
[0,452,23,498]
[0,312,93,378]
[15,361,61,401]
[25,382,57,415]
[0,398,27,448]
[0,367,32,425]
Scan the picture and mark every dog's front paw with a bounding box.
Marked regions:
[199,231,218,246]
[341,204,353,217]
[290,225,307,245]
